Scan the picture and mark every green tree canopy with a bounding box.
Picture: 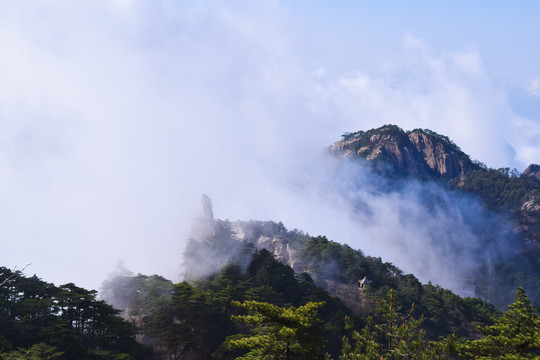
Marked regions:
[456,287,540,359]
[228,300,326,360]
[0,343,64,360]
[339,289,441,360]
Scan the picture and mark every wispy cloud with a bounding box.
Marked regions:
[307,34,532,169]
[527,78,540,97]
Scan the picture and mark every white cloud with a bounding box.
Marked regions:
[451,49,483,77]
[403,32,425,50]
[338,71,371,92]
[527,78,540,97]
[311,67,327,79]
[308,35,530,169]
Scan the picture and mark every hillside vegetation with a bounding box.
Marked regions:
[101,219,501,358]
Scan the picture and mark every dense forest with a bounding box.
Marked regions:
[3,248,538,359]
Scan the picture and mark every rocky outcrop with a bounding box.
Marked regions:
[521,199,540,214]
[519,198,540,245]
[523,164,540,181]
[253,236,296,268]
[328,125,480,180]
[190,194,216,243]
[231,221,302,270]
[408,131,479,178]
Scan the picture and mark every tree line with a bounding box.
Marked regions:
[0,267,148,359]
[229,287,539,359]
[3,245,539,359]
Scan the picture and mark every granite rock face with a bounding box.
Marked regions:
[328,125,480,180]
[232,221,301,270]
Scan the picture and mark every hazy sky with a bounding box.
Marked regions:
[1,1,539,290]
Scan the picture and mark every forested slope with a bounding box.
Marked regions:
[102,221,502,359]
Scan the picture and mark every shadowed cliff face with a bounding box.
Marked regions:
[328,125,480,179]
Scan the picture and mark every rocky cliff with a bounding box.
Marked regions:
[516,164,540,245]
[523,164,540,181]
[231,220,306,271]
[519,196,540,246]
[328,124,480,179]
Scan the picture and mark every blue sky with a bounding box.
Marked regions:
[0,1,539,290]
[287,1,539,76]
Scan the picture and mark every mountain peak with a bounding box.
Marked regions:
[329,125,480,179]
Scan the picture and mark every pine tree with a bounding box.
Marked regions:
[0,343,64,360]
[456,287,540,359]
[339,289,443,360]
[228,300,326,360]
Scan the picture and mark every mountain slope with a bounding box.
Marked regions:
[103,221,500,359]
[330,124,540,250]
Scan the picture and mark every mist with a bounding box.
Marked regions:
[0,1,539,292]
